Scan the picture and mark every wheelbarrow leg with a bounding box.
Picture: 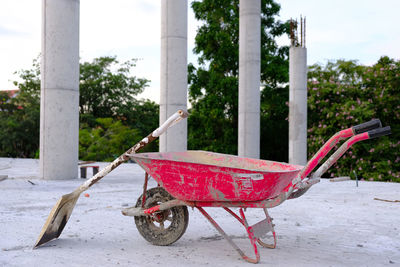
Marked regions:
[197,207,260,264]
[238,208,261,263]
[223,207,276,249]
[141,172,149,208]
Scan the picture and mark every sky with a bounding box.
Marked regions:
[1,0,399,102]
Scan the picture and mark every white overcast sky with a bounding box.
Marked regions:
[1,0,399,102]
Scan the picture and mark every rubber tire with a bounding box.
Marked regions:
[134,187,189,246]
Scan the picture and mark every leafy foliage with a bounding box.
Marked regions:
[79,100,159,161]
[0,59,40,158]
[79,56,150,126]
[188,0,289,159]
[308,57,400,182]
[260,85,289,162]
[1,56,158,160]
[78,56,159,156]
[79,118,141,161]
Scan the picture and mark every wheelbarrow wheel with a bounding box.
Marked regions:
[134,187,189,246]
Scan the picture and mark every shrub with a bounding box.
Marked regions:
[307,57,400,182]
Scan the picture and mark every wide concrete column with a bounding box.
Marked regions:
[238,0,261,159]
[160,0,187,152]
[289,46,307,165]
[40,0,80,179]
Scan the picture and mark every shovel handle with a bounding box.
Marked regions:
[152,110,188,138]
[79,110,188,191]
[133,109,188,152]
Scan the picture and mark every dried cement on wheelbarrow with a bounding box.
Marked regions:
[0,158,399,266]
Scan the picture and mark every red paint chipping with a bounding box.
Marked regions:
[131,151,302,202]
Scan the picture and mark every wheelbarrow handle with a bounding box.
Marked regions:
[352,119,382,134]
[368,126,391,139]
[311,126,391,179]
[284,121,388,199]
[297,128,353,181]
[297,119,383,181]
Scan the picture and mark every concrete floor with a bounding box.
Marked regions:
[1,157,399,266]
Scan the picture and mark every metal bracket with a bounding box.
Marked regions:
[121,207,144,216]
[251,218,273,239]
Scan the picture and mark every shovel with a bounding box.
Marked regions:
[34,110,188,248]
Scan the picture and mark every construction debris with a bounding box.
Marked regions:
[329,177,351,182]
[374,198,400,203]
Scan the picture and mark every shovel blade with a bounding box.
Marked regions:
[34,192,79,248]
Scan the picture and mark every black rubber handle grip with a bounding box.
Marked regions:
[352,119,382,134]
[368,126,391,139]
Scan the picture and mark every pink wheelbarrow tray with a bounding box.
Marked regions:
[124,119,391,263]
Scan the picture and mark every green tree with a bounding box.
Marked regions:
[0,59,40,158]
[79,56,150,126]
[188,0,289,160]
[79,118,141,161]
[78,56,159,155]
[1,56,158,160]
[307,57,400,182]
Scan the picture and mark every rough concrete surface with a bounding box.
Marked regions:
[0,157,399,266]
[40,0,80,180]
[160,0,188,153]
[289,46,308,166]
[238,0,261,159]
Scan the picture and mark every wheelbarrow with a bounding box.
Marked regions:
[122,119,391,263]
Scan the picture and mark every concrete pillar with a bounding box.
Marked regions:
[160,0,187,152]
[289,46,307,165]
[238,0,261,159]
[40,0,80,179]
